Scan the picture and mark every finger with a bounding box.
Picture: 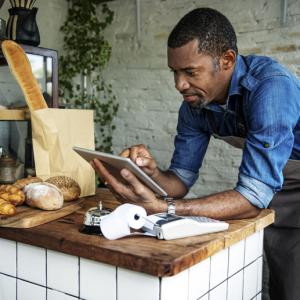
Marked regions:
[119,148,130,157]
[93,159,120,188]
[120,168,148,196]
[94,159,141,202]
[90,160,105,183]
[136,156,156,169]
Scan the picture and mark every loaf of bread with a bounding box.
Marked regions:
[0,199,16,216]
[45,176,81,201]
[24,182,64,210]
[1,40,48,111]
[0,185,25,206]
[14,176,43,190]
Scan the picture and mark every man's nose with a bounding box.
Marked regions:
[175,74,190,92]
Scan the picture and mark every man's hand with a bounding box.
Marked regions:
[92,158,166,214]
[120,144,159,177]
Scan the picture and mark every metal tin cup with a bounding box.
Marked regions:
[0,154,17,184]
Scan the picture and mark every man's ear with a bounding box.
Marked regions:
[221,50,236,70]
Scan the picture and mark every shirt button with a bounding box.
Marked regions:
[263,142,270,148]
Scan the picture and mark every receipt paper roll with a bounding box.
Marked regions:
[100,203,147,240]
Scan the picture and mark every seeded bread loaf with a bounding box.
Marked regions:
[45,176,81,201]
[1,40,48,111]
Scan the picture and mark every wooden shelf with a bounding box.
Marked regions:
[0,109,30,120]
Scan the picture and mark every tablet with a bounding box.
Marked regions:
[73,146,168,197]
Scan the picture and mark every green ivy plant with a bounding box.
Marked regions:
[59,0,118,153]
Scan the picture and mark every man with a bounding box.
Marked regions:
[93,8,300,300]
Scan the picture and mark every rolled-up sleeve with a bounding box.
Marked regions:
[234,173,275,208]
[168,167,199,189]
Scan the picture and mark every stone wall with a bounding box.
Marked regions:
[102,0,300,197]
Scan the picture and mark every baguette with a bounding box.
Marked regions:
[14,176,43,190]
[1,40,48,111]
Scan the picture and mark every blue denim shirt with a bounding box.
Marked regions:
[169,55,300,208]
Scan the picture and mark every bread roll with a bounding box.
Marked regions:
[0,185,25,206]
[0,199,16,216]
[1,40,48,111]
[14,176,43,190]
[45,176,81,201]
[24,182,64,210]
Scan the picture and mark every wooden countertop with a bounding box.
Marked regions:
[0,189,274,277]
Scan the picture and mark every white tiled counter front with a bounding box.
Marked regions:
[0,190,274,300]
[0,231,264,300]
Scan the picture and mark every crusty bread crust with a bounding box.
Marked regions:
[1,40,48,111]
[45,176,81,201]
[24,182,64,210]
[14,176,43,190]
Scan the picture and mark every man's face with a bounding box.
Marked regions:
[168,39,229,108]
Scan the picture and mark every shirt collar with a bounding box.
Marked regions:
[228,54,247,96]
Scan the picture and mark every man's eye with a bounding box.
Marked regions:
[186,70,197,76]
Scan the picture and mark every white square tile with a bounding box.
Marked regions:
[258,230,264,257]
[0,238,16,276]
[188,257,210,300]
[257,292,262,300]
[80,258,116,300]
[47,250,79,296]
[161,269,189,300]
[0,273,16,300]
[47,289,78,300]
[210,248,228,288]
[118,268,159,300]
[17,279,46,300]
[228,239,245,277]
[209,281,227,300]
[243,260,258,300]
[227,270,243,300]
[198,293,208,300]
[245,232,259,266]
[257,256,263,293]
[17,243,46,286]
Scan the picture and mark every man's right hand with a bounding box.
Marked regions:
[120,144,159,178]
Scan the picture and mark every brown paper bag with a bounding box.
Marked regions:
[31,108,95,197]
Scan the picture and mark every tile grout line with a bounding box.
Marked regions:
[116,266,118,300]
[78,256,80,299]
[16,241,18,300]
[46,248,48,300]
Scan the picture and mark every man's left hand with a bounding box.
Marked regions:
[92,159,166,214]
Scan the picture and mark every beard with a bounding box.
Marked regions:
[188,96,210,111]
